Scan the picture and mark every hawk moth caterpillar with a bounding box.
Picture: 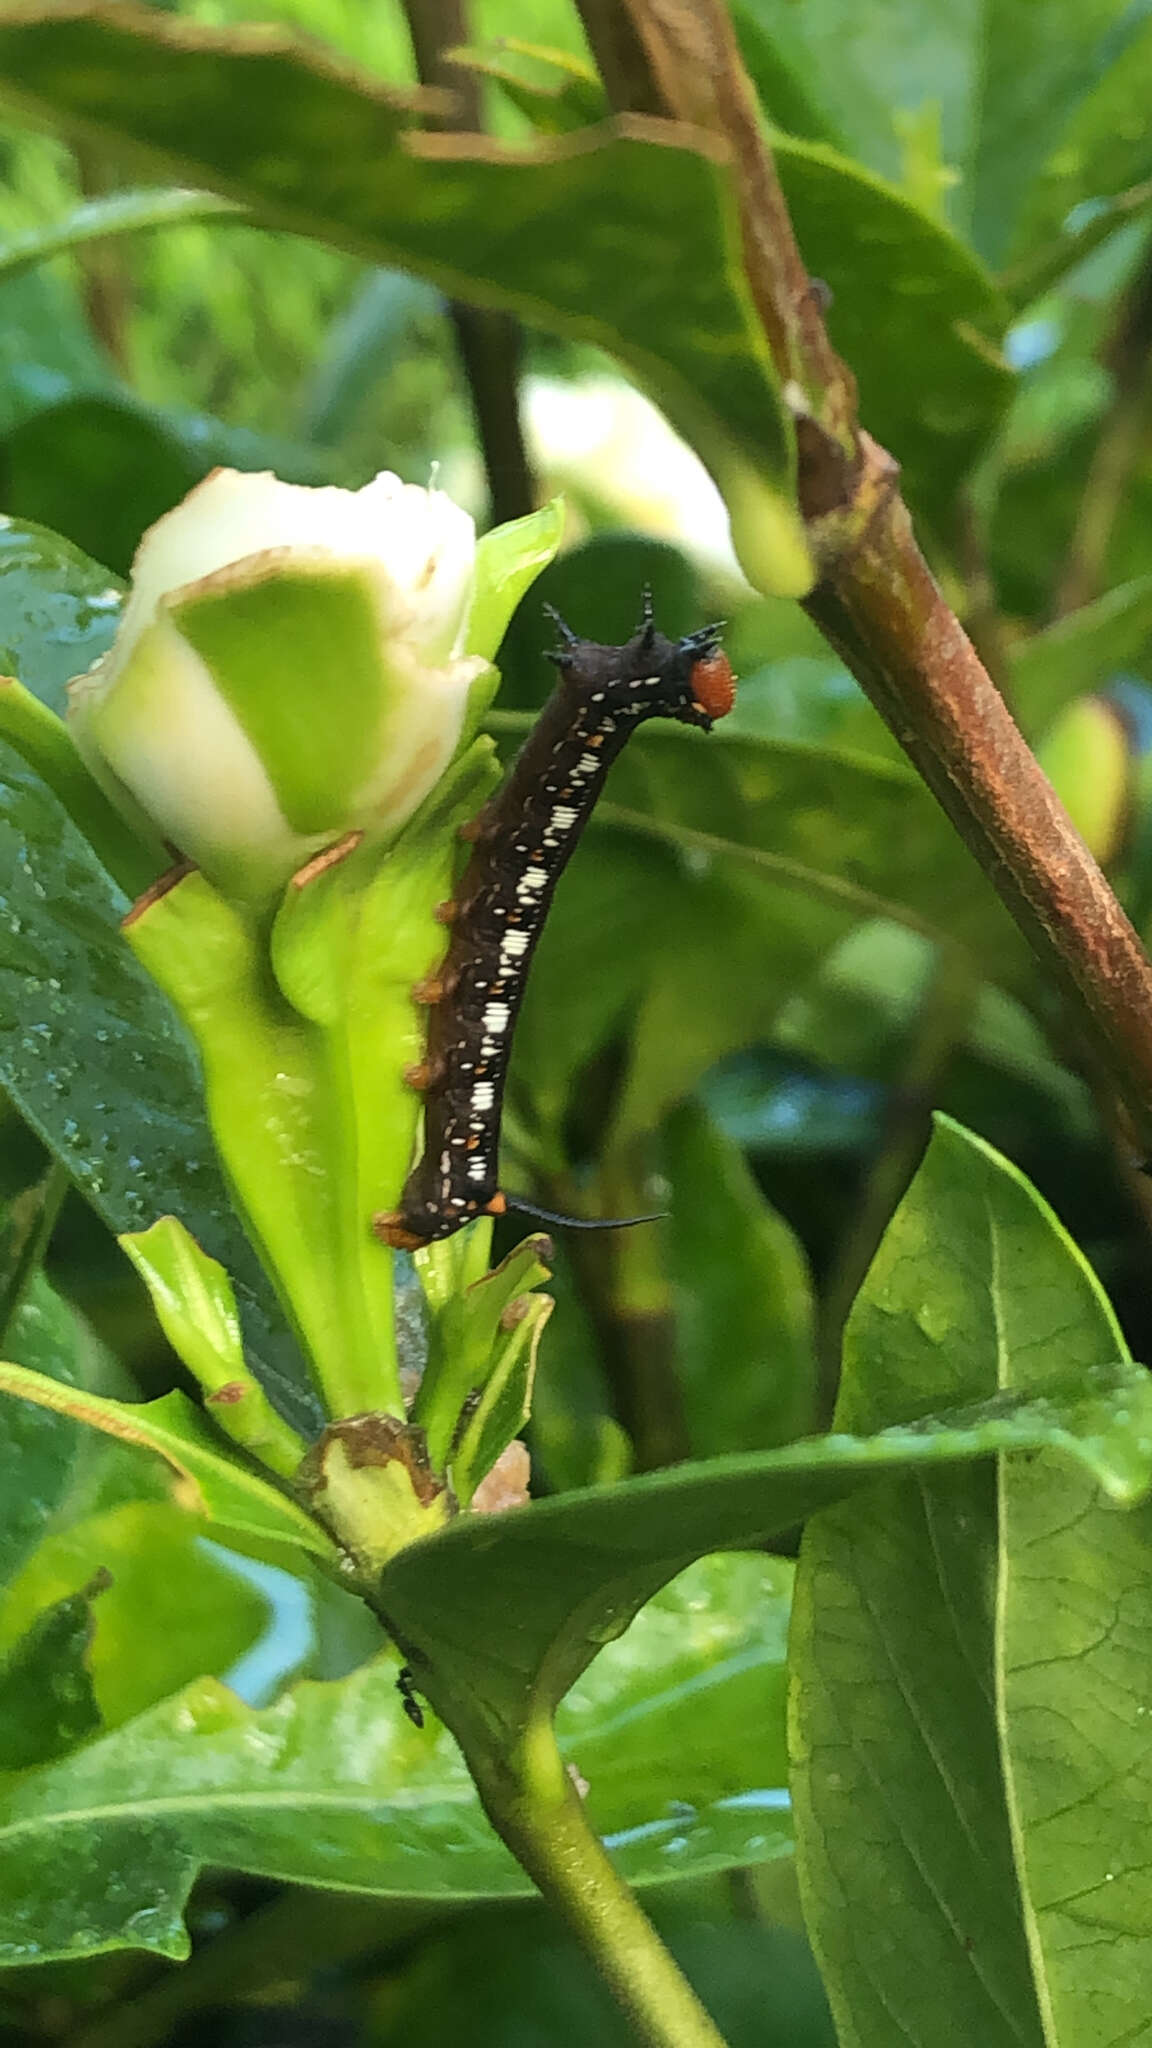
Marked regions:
[373,596,735,1251]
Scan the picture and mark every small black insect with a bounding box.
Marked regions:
[396,1664,425,1730]
[374,596,735,1252]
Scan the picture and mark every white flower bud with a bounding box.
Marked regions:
[68,468,495,902]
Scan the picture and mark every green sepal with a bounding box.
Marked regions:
[466,498,565,663]
[0,1361,334,1560]
[269,740,502,1403]
[298,1415,452,1575]
[118,1217,307,1479]
[413,1233,553,1472]
[413,1215,496,1313]
[0,674,165,896]
[451,1290,552,1507]
[124,866,403,1420]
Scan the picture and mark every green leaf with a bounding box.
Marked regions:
[450,1292,551,1508]
[0,1362,334,1561]
[0,6,1027,519]
[0,1503,269,1732]
[0,186,239,284]
[789,1115,1152,2047]
[377,1354,1152,1762]
[0,1553,793,1964]
[412,1232,553,1477]
[736,0,1152,272]
[663,1100,818,1455]
[467,499,566,667]
[1,389,333,578]
[0,6,796,510]
[0,1573,105,1770]
[0,522,319,1431]
[1005,14,1152,282]
[0,1272,115,1595]
[769,134,1011,513]
[118,1219,306,1478]
[1010,573,1152,733]
[298,267,442,446]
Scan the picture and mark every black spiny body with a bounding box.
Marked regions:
[374,602,734,1251]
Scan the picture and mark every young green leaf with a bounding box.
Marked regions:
[0,1363,333,1561]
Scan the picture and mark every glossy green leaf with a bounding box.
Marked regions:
[663,1100,818,1456]
[789,1116,1152,2047]
[0,1574,104,1770]
[0,1362,334,1561]
[377,1355,1152,1762]
[2,389,332,577]
[0,523,319,1430]
[0,1553,793,1965]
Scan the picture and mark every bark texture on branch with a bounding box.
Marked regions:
[579,0,1152,1148]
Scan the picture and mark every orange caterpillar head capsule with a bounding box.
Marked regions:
[690,650,737,722]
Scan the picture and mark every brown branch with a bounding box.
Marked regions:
[400,0,536,525]
[582,0,1152,1151]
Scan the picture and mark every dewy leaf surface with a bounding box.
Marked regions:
[377,1352,1152,1766]
[790,1115,1152,2048]
[0,1554,793,1966]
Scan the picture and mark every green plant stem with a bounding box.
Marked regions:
[0,676,165,898]
[561,1149,691,1471]
[0,1158,69,1344]
[466,1720,730,2048]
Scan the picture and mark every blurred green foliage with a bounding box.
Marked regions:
[2,0,1152,2040]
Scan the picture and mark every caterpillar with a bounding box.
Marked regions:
[373,596,736,1252]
